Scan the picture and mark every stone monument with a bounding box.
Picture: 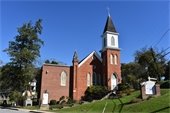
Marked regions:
[140,76,160,99]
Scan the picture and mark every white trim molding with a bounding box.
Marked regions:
[78,51,102,67]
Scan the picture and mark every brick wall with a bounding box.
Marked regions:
[40,64,70,103]
[74,55,102,100]
[102,48,121,90]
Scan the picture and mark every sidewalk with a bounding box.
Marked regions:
[0,106,53,113]
[18,108,53,113]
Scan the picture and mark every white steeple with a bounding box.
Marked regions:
[102,15,119,51]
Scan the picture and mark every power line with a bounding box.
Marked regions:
[158,47,170,55]
[153,29,170,47]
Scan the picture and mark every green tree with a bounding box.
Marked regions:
[45,59,59,64]
[164,61,170,80]
[0,60,3,66]
[34,67,42,99]
[2,19,43,92]
[135,47,167,81]
[121,63,142,89]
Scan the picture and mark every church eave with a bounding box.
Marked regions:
[78,51,102,68]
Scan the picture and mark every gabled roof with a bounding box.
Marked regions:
[103,16,117,33]
[78,51,102,67]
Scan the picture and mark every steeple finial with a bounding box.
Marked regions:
[73,51,79,62]
[103,10,117,33]
[107,7,110,17]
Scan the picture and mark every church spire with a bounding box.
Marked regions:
[72,51,79,62]
[107,7,111,17]
[103,15,117,33]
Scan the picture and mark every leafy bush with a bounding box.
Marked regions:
[49,104,63,110]
[60,100,66,105]
[82,85,108,101]
[49,100,57,105]
[58,96,68,105]
[160,80,170,88]
[9,90,25,106]
[117,83,132,96]
[118,83,130,91]
[59,96,65,101]
[66,97,75,104]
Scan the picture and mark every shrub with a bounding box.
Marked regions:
[117,83,132,96]
[82,85,108,101]
[49,105,63,110]
[49,100,57,105]
[66,97,75,104]
[9,90,24,106]
[60,100,66,105]
[59,96,65,101]
[118,83,130,91]
[160,80,170,88]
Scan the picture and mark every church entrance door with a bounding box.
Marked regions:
[111,74,117,90]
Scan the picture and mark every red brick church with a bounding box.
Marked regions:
[40,15,122,102]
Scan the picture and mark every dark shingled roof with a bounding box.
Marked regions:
[103,16,117,33]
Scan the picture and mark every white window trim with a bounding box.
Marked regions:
[111,36,115,46]
[60,71,67,86]
[87,73,91,87]
[110,54,113,64]
[114,55,118,65]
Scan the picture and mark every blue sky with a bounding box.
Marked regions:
[0,0,170,66]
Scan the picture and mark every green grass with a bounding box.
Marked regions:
[22,105,40,110]
[121,89,170,113]
[52,89,170,113]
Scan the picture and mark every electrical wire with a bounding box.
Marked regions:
[153,29,170,47]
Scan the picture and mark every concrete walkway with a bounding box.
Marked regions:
[18,108,52,113]
[0,106,53,113]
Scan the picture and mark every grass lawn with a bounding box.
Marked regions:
[121,89,170,113]
[22,105,40,110]
[52,89,170,113]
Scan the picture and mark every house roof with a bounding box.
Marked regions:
[103,16,117,33]
[78,51,102,67]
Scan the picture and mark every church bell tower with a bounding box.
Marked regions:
[101,15,121,90]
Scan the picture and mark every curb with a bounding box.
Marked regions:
[0,106,53,113]
[18,108,53,113]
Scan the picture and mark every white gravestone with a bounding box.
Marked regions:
[42,93,48,105]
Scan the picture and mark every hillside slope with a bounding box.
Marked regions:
[55,89,170,113]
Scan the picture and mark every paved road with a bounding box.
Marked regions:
[0,108,29,113]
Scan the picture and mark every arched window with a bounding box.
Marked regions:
[87,73,91,87]
[114,55,118,65]
[93,72,97,85]
[60,71,67,86]
[110,54,114,64]
[111,36,115,46]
